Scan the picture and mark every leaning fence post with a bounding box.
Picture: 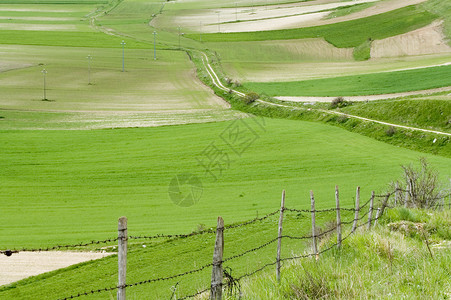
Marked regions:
[380,194,390,217]
[335,186,342,248]
[367,191,374,230]
[276,190,285,282]
[117,216,128,300]
[449,178,451,210]
[352,186,360,233]
[310,190,318,260]
[374,208,381,227]
[210,217,224,300]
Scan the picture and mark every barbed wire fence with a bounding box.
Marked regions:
[1,185,449,300]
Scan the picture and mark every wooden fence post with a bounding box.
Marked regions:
[210,217,224,300]
[352,186,360,233]
[374,208,381,227]
[380,194,390,217]
[335,186,341,249]
[117,216,128,300]
[276,190,285,282]
[310,190,318,260]
[404,181,409,208]
[367,191,374,230]
[394,182,399,206]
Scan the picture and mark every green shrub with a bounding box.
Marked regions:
[244,92,259,104]
[386,126,396,136]
[329,97,351,109]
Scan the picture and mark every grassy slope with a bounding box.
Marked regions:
[1,118,451,249]
[238,208,451,299]
[190,5,437,48]
[423,0,451,43]
[341,99,451,133]
[242,65,451,96]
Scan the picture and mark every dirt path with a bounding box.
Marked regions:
[200,52,451,137]
[0,251,113,286]
[276,86,451,103]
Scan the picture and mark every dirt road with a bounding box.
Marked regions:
[0,251,112,286]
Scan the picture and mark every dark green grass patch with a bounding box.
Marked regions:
[191,5,437,48]
[243,65,451,97]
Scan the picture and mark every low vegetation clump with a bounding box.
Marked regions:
[390,157,448,209]
[244,92,259,104]
[329,97,351,109]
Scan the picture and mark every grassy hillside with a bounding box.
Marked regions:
[423,0,451,43]
[243,65,451,96]
[0,206,448,299]
[341,99,451,133]
[237,208,451,299]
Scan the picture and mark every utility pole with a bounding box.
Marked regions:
[178,26,181,49]
[217,11,220,32]
[121,40,126,72]
[86,55,92,85]
[153,31,157,60]
[41,69,47,100]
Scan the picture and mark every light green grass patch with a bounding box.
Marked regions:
[243,65,451,96]
[219,53,451,83]
[1,118,450,248]
[208,38,353,63]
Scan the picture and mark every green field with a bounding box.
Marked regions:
[243,65,451,96]
[1,0,451,297]
[1,118,451,249]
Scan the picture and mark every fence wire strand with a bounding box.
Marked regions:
[9,188,450,300]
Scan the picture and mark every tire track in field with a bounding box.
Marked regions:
[200,53,451,137]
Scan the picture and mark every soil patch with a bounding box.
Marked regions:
[0,251,112,286]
